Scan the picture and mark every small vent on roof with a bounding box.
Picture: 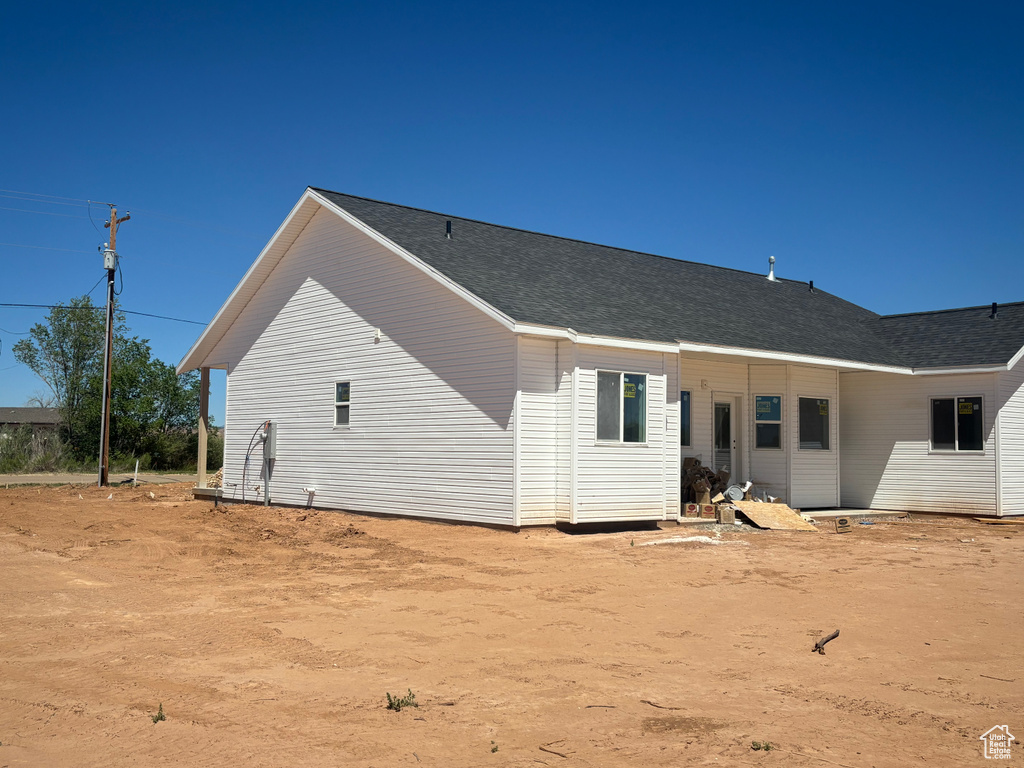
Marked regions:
[445,220,452,239]
[809,280,814,293]
[767,255,777,282]
[990,302,998,320]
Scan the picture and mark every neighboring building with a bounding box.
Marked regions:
[177,188,1024,525]
[0,407,60,437]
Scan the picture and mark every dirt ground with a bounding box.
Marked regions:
[0,485,1020,767]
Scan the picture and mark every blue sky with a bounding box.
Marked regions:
[2,1,1022,425]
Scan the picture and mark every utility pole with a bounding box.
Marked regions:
[98,206,130,487]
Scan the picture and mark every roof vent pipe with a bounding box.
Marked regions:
[445,220,452,239]
[809,280,814,293]
[767,255,777,282]
[991,302,998,319]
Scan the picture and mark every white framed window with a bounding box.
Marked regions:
[798,397,830,450]
[680,390,691,447]
[597,371,647,443]
[334,381,350,426]
[931,396,983,452]
[754,395,782,449]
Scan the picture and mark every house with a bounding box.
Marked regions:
[177,188,1024,525]
[0,407,61,437]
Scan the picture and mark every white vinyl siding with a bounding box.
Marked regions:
[790,366,839,508]
[840,370,998,515]
[555,340,573,521]
[212,206,516,525]
[997,364,1024,515]
[517,336,559,524]
[679,358,747,473]
[575,346,672,521]
[678,361,837,507]
[663,354,680,520]
[748,365,789,501]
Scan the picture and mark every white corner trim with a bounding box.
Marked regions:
[994,372,1003,517]
[310,189,517,333]
[176,190,321,374]
[675,340,913,374]
[513,335,522,528]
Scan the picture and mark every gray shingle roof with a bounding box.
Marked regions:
[0,407,60,425]
[313,189,1024,369]
[875,303,1024,368]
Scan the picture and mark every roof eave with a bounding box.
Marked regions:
[176,189,323,374]
[309,189,516,333]
[911,363,1010,375]
[675,340,913,374]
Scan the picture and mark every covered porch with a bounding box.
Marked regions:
[677,351,842,509]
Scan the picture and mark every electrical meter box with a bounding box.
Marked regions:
[103,249,117,271]
[262,421,277,460]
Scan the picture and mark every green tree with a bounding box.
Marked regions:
[77,333,203,466]
[13,296,206,468]
[12,296,108,450]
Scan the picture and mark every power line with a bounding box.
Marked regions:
[86,273,107,298]
[0,241,93,254]
[0,187,103,204]
[0,186,262,241]
[87,201,103,234]
[128,206,264,241]
[121,309,205,326]
[0,303,206,326]
[0,205,89,219]
[0,193,90,208]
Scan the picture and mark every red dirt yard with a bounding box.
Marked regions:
[0,483,1020,767]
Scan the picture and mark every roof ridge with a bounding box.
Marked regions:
[879,301,1024,320]
[310,186,813,286]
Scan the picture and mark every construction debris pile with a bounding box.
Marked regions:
[681,458,731,504]
[680,457,816,531]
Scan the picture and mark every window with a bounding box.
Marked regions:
[335,381,350,426]
[597,371,647,443]
[680,390,691,447]
[798,397,829,450]
[931,397,983,451]
[755,395,782,449]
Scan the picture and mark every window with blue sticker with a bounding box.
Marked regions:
[755,395,782,449]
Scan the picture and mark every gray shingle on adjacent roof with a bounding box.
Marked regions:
[875,303,1024,368]
[0,407,60,425]
[312,188,1024,369]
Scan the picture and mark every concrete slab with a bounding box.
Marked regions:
[0,472,197,487]
[806,509,908,520]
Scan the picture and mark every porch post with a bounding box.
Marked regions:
[197,367,210,488]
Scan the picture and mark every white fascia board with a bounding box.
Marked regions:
[513,322,679,353]
[1006,344,1024,372]
[911,364,1009,375]
[176,190,321,374]
[576,334,679,353]
[675,340,913,374]
[310,189,516,333]
[512,322,572,340]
